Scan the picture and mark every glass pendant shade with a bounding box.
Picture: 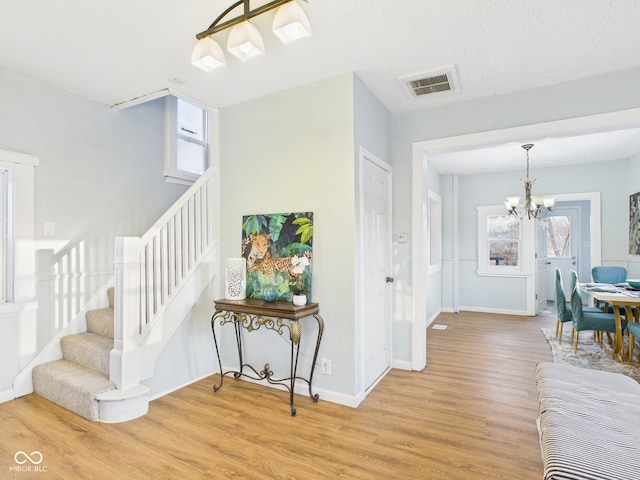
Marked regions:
[505,196,520,209]
[191,37,227,73]
[272,1,312,45]
[227,21,265,61]
[191,37,226,72]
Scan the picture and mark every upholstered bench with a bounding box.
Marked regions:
[535,362,640,480]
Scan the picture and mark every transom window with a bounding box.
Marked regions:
[164,96,211,185]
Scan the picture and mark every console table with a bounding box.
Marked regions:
[210,298,324,416]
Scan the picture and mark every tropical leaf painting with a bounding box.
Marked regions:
[242,212,313,301]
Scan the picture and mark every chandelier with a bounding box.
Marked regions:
[504,144,555,220]
[192,0,311,72]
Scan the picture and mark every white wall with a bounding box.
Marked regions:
[0,68,187,393]
[219,74,359,401]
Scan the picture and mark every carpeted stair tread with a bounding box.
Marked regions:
[86,307,114,338]
[32,359,116,421]
[61,332,113,376]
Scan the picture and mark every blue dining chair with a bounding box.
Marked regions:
[591,266,630,314]
[570,270,626,354]
[591,266,627,284]
[628,322,640,364]
[554,268,600,343]
[554,268,572,342]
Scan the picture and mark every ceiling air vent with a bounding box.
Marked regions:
[399,66,459,99]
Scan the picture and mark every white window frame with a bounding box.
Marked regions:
[0,149,37,307]
[477,205,532,277]
[163,96,212,186]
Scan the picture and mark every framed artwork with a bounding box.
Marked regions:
[630,192,640,255]
[242,212,313,301]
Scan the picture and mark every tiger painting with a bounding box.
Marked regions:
[246,233,302,280]
[246,233,271,268]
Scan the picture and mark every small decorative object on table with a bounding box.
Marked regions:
[262,284,278,302]
[292,293,307,306]
[224,258,246,300]
[290,255,310,305]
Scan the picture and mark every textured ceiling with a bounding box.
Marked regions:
[2,0,640,172]
[429,128,640,175]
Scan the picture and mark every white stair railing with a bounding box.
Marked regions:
[111,167,218,390]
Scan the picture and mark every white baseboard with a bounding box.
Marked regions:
[147,370,217,401]
[392,359,412,370]
[0,388,15,403]
[457,305,528,316]
[147,365,361,409]
[426,309,442,327]
[438,306,528,316]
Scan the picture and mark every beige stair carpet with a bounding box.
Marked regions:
[32,288,117,421]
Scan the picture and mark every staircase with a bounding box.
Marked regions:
[27,166,218,422]
[32,287,149,422]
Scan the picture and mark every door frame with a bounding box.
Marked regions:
[410,109,634,370]
[357,147,392,399]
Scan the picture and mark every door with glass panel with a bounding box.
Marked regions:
[545,207,579,300]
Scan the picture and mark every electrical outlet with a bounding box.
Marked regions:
[320,358,331,375]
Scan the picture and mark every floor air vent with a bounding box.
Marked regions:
[399,66,459,99]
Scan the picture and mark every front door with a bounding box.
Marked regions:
[362,154,392,390]
[546,207,579,300]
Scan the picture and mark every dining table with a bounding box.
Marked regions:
[580,282,640,361]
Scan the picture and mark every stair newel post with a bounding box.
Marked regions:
[111,237,142,391]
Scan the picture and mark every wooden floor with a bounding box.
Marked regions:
[1,311,555,479]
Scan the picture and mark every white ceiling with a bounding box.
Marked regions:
[429,128,640,175]
[2,0,640,173]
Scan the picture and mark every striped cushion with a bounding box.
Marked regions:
[536,363,640,480]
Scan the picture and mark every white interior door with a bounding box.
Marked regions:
[362,155,392,390]
[546,207,579,300]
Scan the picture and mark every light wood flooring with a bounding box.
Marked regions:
[1,311,555,479]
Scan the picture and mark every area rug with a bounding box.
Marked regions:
[541,327,640,381]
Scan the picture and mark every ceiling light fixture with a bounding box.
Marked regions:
[505,144,555,220]
[192,0,311,72]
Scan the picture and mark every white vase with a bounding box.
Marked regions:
[292,294,307,306]
[225,258,246,300]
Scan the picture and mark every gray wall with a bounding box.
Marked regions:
[0,67,187,392]
[627,153,640,278]
[446,160,627,311]
[219,74,359,399]
[391,65,640,363]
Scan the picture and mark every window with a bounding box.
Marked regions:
[0,149,37,306]
[546,215,571,258]
[164,96,211,185]
[0,168,10,302]
[477,206,530,276]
